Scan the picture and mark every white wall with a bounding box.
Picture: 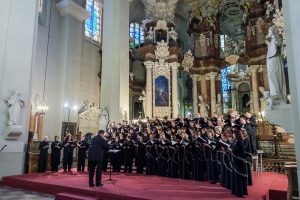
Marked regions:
[79,40,101,134]
[0,0,38,179]
[31,0,101,140]
[282,0,300,192]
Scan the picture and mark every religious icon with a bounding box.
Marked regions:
[61,122,77,140]
[155,76,169,107]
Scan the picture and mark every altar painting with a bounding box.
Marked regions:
[155,76,169,107]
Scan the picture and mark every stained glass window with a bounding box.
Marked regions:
[220,35,226,51]
[221,66,233,112]
[38,0,43,14]
[85,0,102,43]
[130,22,144,48]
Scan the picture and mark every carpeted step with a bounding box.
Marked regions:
[268,189,287,200]
[56,192,100,200]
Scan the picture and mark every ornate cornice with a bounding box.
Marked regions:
[56,0,90,22]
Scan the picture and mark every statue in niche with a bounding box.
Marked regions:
[168,27,178,41]
[266,25,286,104]
[99,106,109,131]
[146,27,154,41]
[139,90,147,116]
[198,95,209,117]
[6,91,24,126]
[246,92,254,113]
[216,93,222,114]
[182,50,194,72]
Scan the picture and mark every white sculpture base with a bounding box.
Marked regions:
[5,125,22,140]
[265,103,293,133]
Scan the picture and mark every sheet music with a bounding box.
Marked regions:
[108,149,120,153]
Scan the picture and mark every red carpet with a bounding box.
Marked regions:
[2,170,287,200]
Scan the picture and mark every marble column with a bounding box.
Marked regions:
[199,75,207,101]
[283,0,300,191]
[208,72,218,116]
[100,0,130,122]
[191,74,199,116]
[0,0,37,178]
[250,65,260,113]
[170,62,180,119]
[144,61,154,118]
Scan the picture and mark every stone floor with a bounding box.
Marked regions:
[0,186,54,200]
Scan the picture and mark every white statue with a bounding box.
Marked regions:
[182,50,194,72]
[6,91,24,126]
[265,1,275,18]
[263,91,273,110]
[139,90,147,116]
[129,72,135,81]
[99,106,109,131]
[198,95,209,117]
[216,93,222,114]
[124,110,128,121]
[266,25,286,104]
[246,92,254,113]
[146,27,154,40]
[169,27,178,41]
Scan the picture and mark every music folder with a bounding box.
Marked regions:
[108,149,120,153]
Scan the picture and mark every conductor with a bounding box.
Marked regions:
[88,130,109,187]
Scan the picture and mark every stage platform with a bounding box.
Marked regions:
[2,170,287,200]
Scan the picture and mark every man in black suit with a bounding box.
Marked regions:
[88,130,109,187]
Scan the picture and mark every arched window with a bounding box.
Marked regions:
[130,22,144,48]
[38,0,43,14]
[85,0,103,44]
[221,66,233,113]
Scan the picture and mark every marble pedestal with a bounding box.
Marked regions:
[265,104,293,133]
[4,125,23,140]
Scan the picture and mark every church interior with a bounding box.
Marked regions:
[1,0,300,199]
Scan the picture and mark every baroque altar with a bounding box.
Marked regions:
[139,0,181,119]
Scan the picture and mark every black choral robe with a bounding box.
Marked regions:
[135,141,146,174]
[62,141,76,171]
[51,141,61,172]
[38,141,49,172]
[231,140,248,197]
[77,140,89,171]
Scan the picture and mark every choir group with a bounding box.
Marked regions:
[37,111,257,198]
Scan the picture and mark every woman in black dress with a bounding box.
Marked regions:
[241,129,253,186]
[38,136,49,173]
[51,136,62,172]
[62,134,76,172]
[135,135,146,174]
[231,129,248,197]
[77,135,89,172]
